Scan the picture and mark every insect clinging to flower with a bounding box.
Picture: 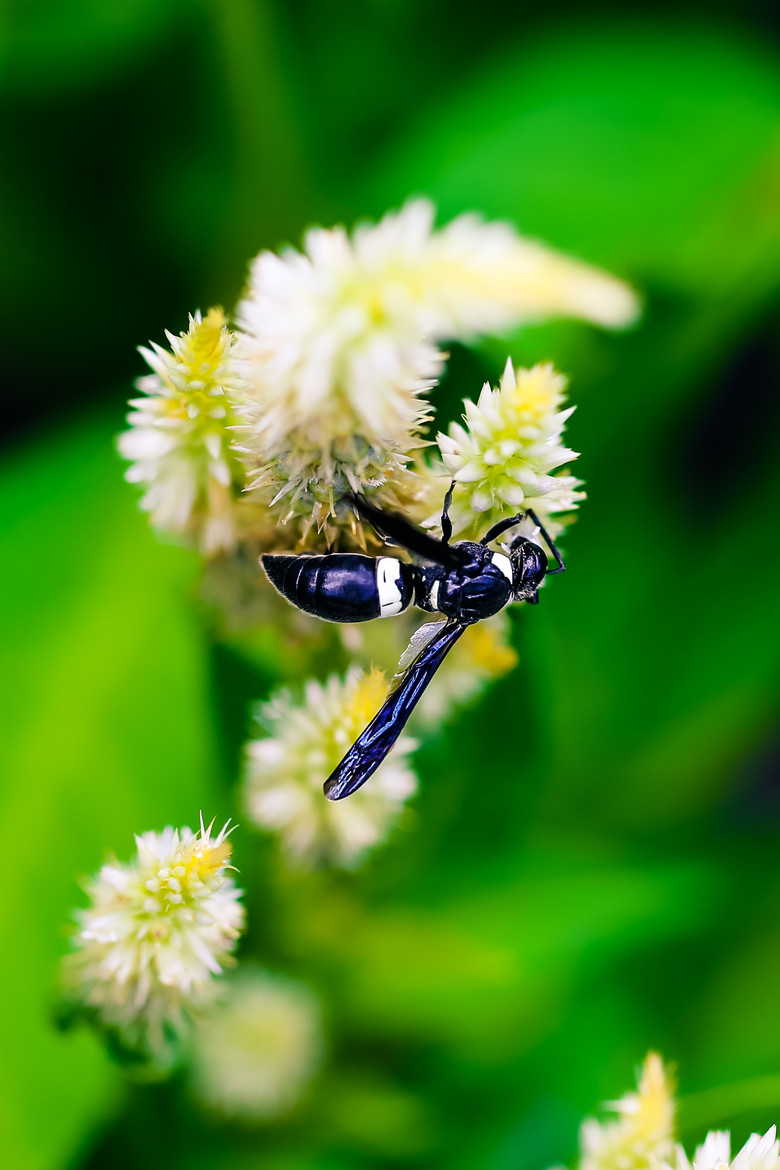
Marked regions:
[261,485,566,802]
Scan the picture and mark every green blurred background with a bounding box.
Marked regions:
[3,1,780,1167]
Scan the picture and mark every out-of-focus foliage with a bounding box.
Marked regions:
[0,420,220,1166]
[3,4,780,1170]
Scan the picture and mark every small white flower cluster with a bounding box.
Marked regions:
[577,1052,675,1170]
[118,308,250,555]
[64,818,324,1118]
[119,199,636,554]
[244,667,417,867]
[439,357,583,541]
[191,966,322,1121]
[559,1053,780,1170]
[65,817,245,1052]
[675,1130,780,1170]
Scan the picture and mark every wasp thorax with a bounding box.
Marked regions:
[432,542,512,624]
[509,539,548,600]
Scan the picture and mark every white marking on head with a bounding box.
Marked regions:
[429,580,440,611]
[377,557,405,617]
[492,552,513,584]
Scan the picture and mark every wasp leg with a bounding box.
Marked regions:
[526,509,566,574]
[440,480,456,545]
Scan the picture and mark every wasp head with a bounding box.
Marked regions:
[508,537,548,601]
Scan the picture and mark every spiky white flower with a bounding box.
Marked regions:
[438,357,583,540]
[118,308,248,555]
[674,1128,780,1170]
[244,667,417,867]
[191,967,322,1121]
[578,1053,675,1170]
[237,199,635,540]
[65,817,245,1052]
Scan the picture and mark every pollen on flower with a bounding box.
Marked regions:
[437,357,583,541]
[243,667,417,867]
[63,816,246,1054]
[118,308,249,555]
[578,1053,675,1170]
[191,966,322,1121]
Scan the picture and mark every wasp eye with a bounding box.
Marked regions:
[510,540,548,599]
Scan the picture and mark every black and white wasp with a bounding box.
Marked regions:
[261,486,565,801]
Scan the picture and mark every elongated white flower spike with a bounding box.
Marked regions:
[119,308,248,555]
[438,357,584,541]
[237,199,635,543]
[191,967,322,1121]
[365,198,639,337]
[577,1053,675,1170]
[64,816,245,1054]
[244,667,417,867]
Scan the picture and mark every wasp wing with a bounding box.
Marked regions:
[394,619,448,677]
[323,619,467,801]
[350,493,467,569]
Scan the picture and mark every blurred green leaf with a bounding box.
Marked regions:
[270,852,719,1058]
[0,413,220,1170]
[368,20,780,294]
[361,18,780,832]
[0,0,185,94]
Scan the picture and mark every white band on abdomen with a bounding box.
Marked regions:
[377,557,404,617]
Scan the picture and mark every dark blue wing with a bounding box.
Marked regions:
[350,493,467,569]
[323,620,467,801]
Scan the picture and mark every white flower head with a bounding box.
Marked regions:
[674,1128,780,1170]
[119,308,248,556]
[579,1053,675,1170]
[191,966,322,1122]
[65,816,245,1053]
[244,667,417,867]
[438,357,584,541]
[237,199,634,543]
[373,198,639,338]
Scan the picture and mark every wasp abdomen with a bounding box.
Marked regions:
[262,554,415,623]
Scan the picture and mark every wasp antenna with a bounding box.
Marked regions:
[480,513,526,546]
[526,509,566,574]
